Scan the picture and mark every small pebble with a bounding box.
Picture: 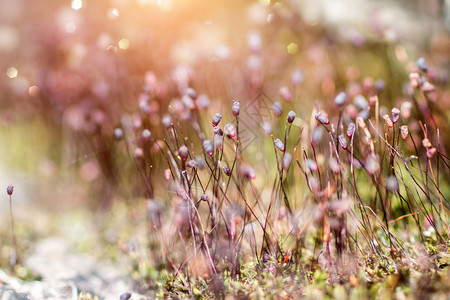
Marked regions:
[120,292,132,300]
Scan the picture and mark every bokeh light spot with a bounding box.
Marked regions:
[65,22,77,33]
[287,42,298,54]
[118,38,130,50]
[28,85,40,97]
[6,67,18,78]
[71,0,82,11]
[108,8,120,19]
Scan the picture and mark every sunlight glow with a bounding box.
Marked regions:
[6,67,18,78]
[65,22,77,33]
[28,85,40,97]
[71,0,82,11]
[108,8,120,19]
[118,39,130,50]
[287,42,298,54]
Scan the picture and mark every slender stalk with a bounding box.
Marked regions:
[8,190,17,271]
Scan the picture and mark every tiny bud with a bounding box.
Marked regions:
[196,94,210,109]
[132,114,142,129]
[334,92,347,106]
[329,158,340,173]
[142,129,151,139]
[7,184,14,196]
[240,165,256,179]
[349,275,359,287]
[162,115,172,128]
[273,101,282,117]
[375,79,385,93]
[386,176,399,191]
[194,157,205,170]
[383,114,393,128]
[179,145,189,160]
[182,95,195,110]
[366,156,379,175]
[212,113,222,127]
[287,111,296,123]
[391,107,400,123]
[312,127,324,145]
[186,160,197,168]
[164,169,171,181]
[232,101,240,117]
[338,135,348,149]
[291,68,304,85]
[223,165,231,176]
[401,101,412,119]
[315,112,329,125]
[213,134,223,150]
[358,109,370,120]
[135,147,144,159]
[185,87,197,100]
[274,138,285,152]
[416,57,428,73]
[306,159,318,172]
[409,73,420,88]
[213,126,223,136]
[400,125,409,140]
[177,188,189,201]
[347,123,356,138]
[309,176,320,192]
[362,77,374,93]
[427,147,437,158]
[421,82,435,93]
[203,140,214,157]
[369,95,378,107]
[201,193,210,202]
[356,117,366,130]
[279,86,291,101]
[354,95,368,110]
[282,153,292,170]
[224,123,237,140]
[422,138,432,148]
[114,128,123,140]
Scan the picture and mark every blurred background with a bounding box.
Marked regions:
[0,0,449,269]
